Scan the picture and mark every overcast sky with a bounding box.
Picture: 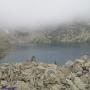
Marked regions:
[0,0,90,27]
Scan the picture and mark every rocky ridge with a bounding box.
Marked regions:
[31,22,90,44]
[11,22,90,44]
[0,21,90,45]
[0,55,90,90]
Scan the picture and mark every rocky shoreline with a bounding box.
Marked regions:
[0,55,90,90]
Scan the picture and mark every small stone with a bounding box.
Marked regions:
[76,71,83,77]
[65,60,74,67]
[75,59,85,64]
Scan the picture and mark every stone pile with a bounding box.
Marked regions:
[0,56,90,90]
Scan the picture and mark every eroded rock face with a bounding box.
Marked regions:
[0,56,90,90]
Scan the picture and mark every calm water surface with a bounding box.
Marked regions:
[0,43,90,64]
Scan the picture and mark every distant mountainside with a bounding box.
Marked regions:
[0,21,90,45]
[31,22,90,44]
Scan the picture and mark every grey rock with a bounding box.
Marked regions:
[0,55,90,90]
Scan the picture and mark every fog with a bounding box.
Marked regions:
[0,0,90,28]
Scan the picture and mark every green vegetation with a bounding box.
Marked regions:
[32,37,50,44]
[0,35,11,59]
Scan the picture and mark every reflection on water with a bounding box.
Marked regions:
[0,43,90,64]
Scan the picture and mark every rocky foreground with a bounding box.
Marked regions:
[0,55,90,90]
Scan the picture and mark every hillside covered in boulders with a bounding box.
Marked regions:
[0,55,90,90]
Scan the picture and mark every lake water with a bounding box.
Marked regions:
[0,43,90,64]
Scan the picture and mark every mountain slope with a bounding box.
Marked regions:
[31,22,90,44]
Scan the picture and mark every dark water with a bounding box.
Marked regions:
[0,43,90,64]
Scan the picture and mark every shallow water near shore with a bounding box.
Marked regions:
[0,43,90,64]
